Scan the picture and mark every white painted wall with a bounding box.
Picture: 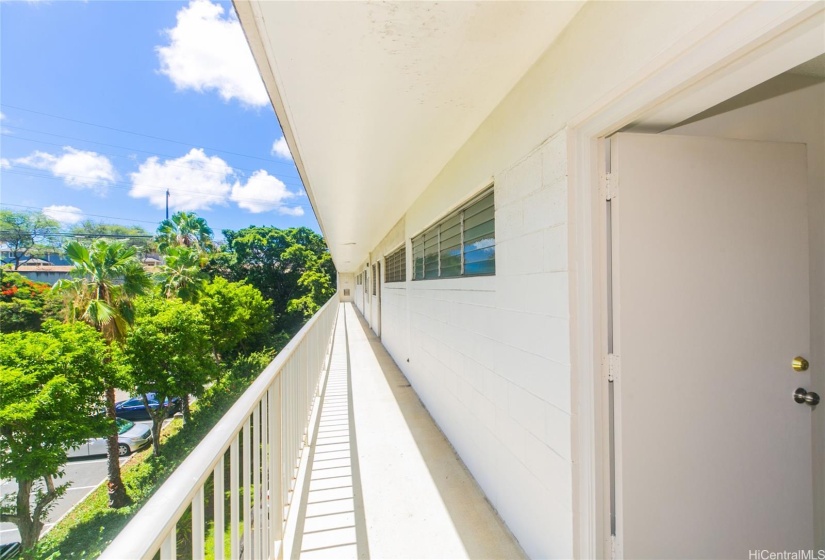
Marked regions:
[666,76,825,547]
[354,267,365,313]
[338,272,355,302]
[351,3,816,557]
[369,219,408,362]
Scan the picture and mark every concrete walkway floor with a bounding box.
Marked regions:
[285,303,526,560]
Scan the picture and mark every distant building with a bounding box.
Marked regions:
[13,265,73,285]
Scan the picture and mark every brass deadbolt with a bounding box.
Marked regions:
[792,357,809,372]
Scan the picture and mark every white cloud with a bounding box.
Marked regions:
[271,137,292,160]
[156,0,268,107]
[14,147,115,192]
[42,205,84,224]
[0,158,9,169]
[230,170,303,215]
[130,148,233,211]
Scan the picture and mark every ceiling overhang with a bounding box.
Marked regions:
[235,1,584,272]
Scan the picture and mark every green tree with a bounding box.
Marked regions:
[124,297,217,444]
[0,270,51,333]
[201,246,235,281]
[198,277,272,362]
[155,211,214,255]
[222,226,335,329]
[0,321,113,551]
[154,246,205,303]
[54,240,151,508]
[0,210,59,269]
[287,264,335,317]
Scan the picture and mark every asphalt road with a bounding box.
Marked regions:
[0,418,154,545]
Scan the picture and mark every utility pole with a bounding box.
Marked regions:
[165,189,170,220]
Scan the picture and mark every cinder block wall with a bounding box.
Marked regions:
[356,2,733,556]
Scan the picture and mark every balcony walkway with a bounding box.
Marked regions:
[282,303,525,559]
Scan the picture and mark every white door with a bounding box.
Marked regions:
[611,133,814,558]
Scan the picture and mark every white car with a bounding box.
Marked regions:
[67,418,152,458]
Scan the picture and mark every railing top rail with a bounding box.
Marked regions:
[99,295,339,560]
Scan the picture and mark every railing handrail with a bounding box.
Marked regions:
[100,295,340,560]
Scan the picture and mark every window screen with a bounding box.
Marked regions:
[411,187,495,280]
[385,246,406,283]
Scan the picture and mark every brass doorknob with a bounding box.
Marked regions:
[794,388,820,406]
[792,357,809,372]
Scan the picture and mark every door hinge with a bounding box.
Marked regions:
[602,172,617,200]
[607,353,620,382]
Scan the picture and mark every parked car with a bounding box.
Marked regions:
[68,418,152,458]
[0,542,21,560]
[114,395,181,421]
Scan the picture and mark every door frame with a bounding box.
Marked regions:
[567,3,825,558]
[376,260,382,337]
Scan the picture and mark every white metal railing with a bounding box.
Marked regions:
[100,295,340,560]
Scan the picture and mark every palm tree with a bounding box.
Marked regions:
[155,245,205,303]
[55,240,151,508]
[155,212,214,255]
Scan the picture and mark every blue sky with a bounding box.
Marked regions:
[0,0,318,239]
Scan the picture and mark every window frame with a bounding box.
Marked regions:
[411,187,495,281]
[384,245,406,283]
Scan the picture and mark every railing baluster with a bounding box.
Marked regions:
[192,487,204,560]
[230,437,239,560]
[243,417,251,560]
[269,381,282,544]
[261,393,270,558]
[214,458,224,560]
[253,403,261,560]
[160,525,176,560]
[287,360,294,485]
[301,346,313,447]
[282,366,289,510]
[98,296,338,560]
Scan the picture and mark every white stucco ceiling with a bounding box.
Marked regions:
[236,1,584,272]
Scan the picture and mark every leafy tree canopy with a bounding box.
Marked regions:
[198,277,271,361]
[123,297,217,453]
[0,321,113,549]
[0,210,59,269]
[0,270,51,333]
[221,226,335,329]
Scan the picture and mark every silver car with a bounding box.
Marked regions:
[67,418,152,458]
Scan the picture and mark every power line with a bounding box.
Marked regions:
[2,125,302,181]
[0,202,161,225]
[1,103,291,165]
[0,230,154,238]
